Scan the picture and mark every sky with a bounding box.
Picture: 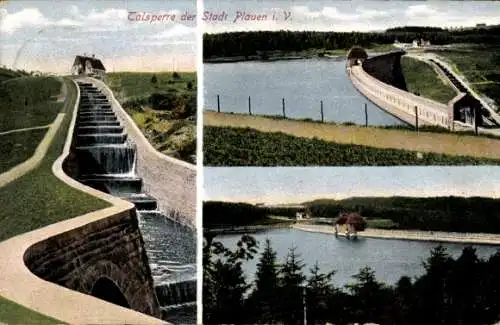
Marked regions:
[2,1,499,74]
[0,0,196,74]
[205,166,500,204]
[202,0,500,33]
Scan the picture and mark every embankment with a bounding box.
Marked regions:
[204,111,500,160]
[294,224,500,245]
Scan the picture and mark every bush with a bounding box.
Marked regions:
[123,97,147,111]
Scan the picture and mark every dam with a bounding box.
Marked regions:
[346,47,492,132]
[66,81,196,322]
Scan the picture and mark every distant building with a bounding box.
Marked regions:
[476,23,487,28]
[295,209,310,220]
[71,54,106,79]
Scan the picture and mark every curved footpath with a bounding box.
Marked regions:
[86,77,196,228]
[293,224,500,245]
[0,114,64,187]
[0,78,167,324]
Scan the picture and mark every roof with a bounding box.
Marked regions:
[73,55,106,71]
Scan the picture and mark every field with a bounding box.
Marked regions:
[204,126,500,166]
[106,72,196,164]
[204,111,500,164]
[0,77,109,241]
[0,76,62,131]
[429,45,500,108]
[401,56,457,104]
[0,128,47,173]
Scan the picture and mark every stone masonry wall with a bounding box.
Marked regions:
[23,209,162,319]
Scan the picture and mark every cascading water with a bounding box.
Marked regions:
[72,82,196,324]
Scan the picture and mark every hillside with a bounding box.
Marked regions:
[107,72,196,164]
[204,196,500,233]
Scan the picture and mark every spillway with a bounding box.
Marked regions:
[68,81,195,323]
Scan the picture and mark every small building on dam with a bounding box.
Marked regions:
[72,54,106,80]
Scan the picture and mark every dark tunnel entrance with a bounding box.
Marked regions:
[91,277,130,309]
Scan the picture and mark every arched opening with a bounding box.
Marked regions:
[90,277,130,308]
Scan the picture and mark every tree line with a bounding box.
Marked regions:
[204,196,500,233]
[203,26,500,58]
[203,234,500,324]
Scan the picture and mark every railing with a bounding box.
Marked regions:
[349,64,452,128]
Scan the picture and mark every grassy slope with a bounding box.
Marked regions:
[430,45,500,108]
[204,126,500,166]
[0,296,63,325]
[107,72,196,163]
[0,77,108,325]
[0,77,110,241]
[0,128,48,173]
[0,76,62,131]
[401,56,457,104]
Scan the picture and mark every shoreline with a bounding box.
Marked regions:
[204,222,293,235]
[293,224,500,246]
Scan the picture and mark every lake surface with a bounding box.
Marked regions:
[204,58,405,126]
[217,228,499,287]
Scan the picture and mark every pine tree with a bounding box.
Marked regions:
[252,239,280,323]
[307,262,336,324]
[278,247,306,325]
[150,74,157,85]
[346,266,391,324]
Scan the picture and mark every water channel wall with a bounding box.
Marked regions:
[24,209,161,317]
[348,51,453,128]
[87,77,196,227]
[0,78,165,324]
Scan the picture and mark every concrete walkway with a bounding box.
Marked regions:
[0,113,65,188]
[205,111,500,160]
[293,224,500,245]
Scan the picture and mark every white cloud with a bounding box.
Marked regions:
[357,8,390,20]
[291,6,321,18]
[405,4,437,19]
[151,24,195,39]
[0,8,49,33]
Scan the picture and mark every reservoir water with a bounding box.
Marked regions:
[217,228,499,287]
[204,58,405,126]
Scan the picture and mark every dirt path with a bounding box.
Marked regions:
[293,224,500,245]
[204,111,500,160]
[0,124,51,136]
[0,113,65,188]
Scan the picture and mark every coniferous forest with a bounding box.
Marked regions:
[203,26,500,59]
[203,234,500,325]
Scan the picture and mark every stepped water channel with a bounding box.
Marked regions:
[70,82,196,323]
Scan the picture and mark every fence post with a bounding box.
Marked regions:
[282,98,286,119]
[415,106,419,132]
[248,96,252,115]
[217,94,220,113]
[474,106,479,135]
[320,100,324,123]
[364,103,368,127]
